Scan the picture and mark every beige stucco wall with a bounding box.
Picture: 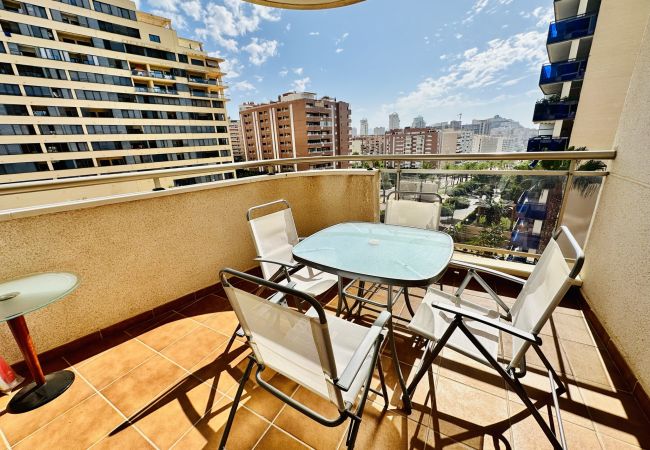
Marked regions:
[581,14,650,393]
[569,0,650,150]
[0,170,379,363]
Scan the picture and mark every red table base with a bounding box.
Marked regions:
[6,316,74,414]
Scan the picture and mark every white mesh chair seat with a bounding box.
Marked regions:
[282,266,338,297]
[408,288,500,364]
[385,199,441,231]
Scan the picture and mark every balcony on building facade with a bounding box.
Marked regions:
[131,69,175,80]
[547,13,598,45]
[539,59,587,93]
[533,98,579,122]
[526,135,569,152]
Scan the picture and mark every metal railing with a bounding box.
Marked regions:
[0,151,613,262]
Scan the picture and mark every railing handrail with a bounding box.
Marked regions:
[0,150,615,196]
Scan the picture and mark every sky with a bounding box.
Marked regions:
[135,0,554,130]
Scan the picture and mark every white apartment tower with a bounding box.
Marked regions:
[388,112,400,130]
[360,118,368,136]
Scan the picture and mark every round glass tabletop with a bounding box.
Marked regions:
[0,273,79,323]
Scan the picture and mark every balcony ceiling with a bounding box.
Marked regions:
[240,0,364,9]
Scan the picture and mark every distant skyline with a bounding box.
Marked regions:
[136,0,553,128]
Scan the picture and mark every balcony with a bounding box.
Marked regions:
[539,59,587,94]
[533,98,579,122]
[1,152,649,449]
[131,69,175,81]
[527,135,569,152]
[547,13,597,44]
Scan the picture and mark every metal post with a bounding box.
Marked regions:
[152,177,164,191]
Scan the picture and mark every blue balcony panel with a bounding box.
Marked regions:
[533,100,578,122]
[510,230,541,250]
[527,136,569,152]
[547,13,597,44]
[539,59,587,85]
[516,202,547,221]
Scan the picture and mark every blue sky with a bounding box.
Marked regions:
[137,0,554,129]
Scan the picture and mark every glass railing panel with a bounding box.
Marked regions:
[547,13,597,44]
[539,59,587,84]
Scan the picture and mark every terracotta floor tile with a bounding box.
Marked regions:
[578,385,650,448]
[90,426,154,449]
[562,340,629,391]
[13,394,123,450]
[404,361,437,428]
[508,401,601,450]
[426,429,475,449]
[124,376,222,449]
[129,312,201,352]
[439,349,507,398]
[76,338,157,390]
[176,294,230,323]
[161,325,229,371]
[0,372,95,445]
[428,376,510,450]
[172,396,270,450]
[541,314,597,346]
[201,309,241,337]
[236,369,299,422]
[101,354,187,418]
[346,402,429,450]
[255,425,310,450]
[273,387,347,450]
[64,332,134,368]
[599,433,644,450]
[506,369,593,430]
[190,339,252,394]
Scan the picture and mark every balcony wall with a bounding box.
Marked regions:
[0,170,380,363]
[582,13,650,397]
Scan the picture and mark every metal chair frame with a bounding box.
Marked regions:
[218,269,390,450]
[405,226,584,450]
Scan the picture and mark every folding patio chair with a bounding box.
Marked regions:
[218,269,390,450]
[247,199,338,297]
[404,226,584,450]
[342,189,442,319]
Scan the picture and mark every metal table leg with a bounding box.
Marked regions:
[387,285,412,413]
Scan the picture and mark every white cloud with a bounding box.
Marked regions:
[292,77,311,91]
[292,67,304,75]
[220,57,244,79]
[243,38,279,65]
[335,32,349,45]
[335,48,344,53]
[531,6,554,27]
[462,0,513,24]
[195,0,281,52]
[254,75,264,82]
[309,31,320,36]
[439,54,448,60]
[279,68,289,77]
[389,30,547,120]
[455,33,463,39]
[232,80,256,92]
[286,23,291,31]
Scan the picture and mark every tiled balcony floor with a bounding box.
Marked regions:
[1,271,649,449]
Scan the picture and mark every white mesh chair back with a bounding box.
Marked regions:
[398,180,419,200]
[224,285,345,409]
[385,199,441,230]
[248,207,299,280]
[508,236,576,368]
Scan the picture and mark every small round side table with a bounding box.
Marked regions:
[0,272,79,413]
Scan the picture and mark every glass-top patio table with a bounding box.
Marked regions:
[293,222,454,413]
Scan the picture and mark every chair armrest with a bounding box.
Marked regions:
[449,260,527,285]
[431,302,540,344]
[267,281,296,304]
[254,257,301,270]
[335,311,391,391]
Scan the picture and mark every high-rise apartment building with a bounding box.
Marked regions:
[229,118,244,162]
[359,118,368,136]
[471,135,503,153]
[0,0,232,192]
[350,135,384,155]
[239,92,350,171]
[373,126,385,136]
[385,127,439,168]
[411,115,426,128]
[388,112,399,130]
[438,129,474,154]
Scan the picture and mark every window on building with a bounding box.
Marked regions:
[149,34,160,43]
